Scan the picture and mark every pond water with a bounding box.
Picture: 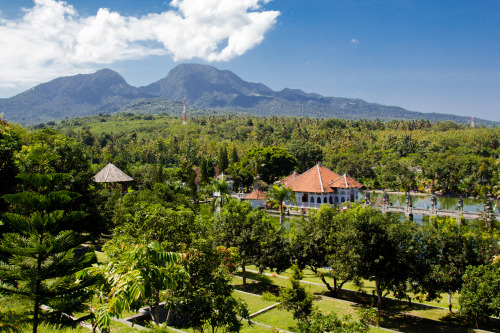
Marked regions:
[359,190,499,224]
[360,191,498,213]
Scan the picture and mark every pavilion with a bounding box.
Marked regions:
[279,163,363,209]
[93,163,133,189]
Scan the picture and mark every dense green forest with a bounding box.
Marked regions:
[1,114,500,332]
[39,112,500,197]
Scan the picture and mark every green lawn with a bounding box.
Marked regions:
[243,264,462,310]
[233,269,499,333]
[233,290,278,314]
[250,307,297,332]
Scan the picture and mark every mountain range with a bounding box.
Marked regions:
[0,63,485,126]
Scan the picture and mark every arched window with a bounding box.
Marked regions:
[329,196,333,204]
[317,197,321,203]
[310,196,314,203]
[323,197,327,203]
[341,197,346,203]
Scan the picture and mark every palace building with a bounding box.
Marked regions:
[279,163,363,209]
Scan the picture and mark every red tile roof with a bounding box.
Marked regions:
[330,174,364,189]
[244,189,268,200]
[281,164,363,193]
[279,171,300,185]
[282,164,340,193]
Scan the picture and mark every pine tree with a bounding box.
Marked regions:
[206,157,215,180]
[200,158,209,185]
[219,146,229,173]
[279,263,314,322]
[200,157,215,185]
[0,173,95,333]
[230,146,239,164]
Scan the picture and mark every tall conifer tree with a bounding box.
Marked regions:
[230,146,239,164]
[218,146,229,173]
[0,173,95,332]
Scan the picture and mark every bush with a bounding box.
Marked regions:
[279,264,314,321]
[459,262,500,328]
[295,310,370,333]
[262,291,280,302]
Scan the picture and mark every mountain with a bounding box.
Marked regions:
[0,69,147,125]
[140,63,275,107]
[0,64,488,125]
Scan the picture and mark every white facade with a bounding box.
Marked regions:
[290,188,360,209]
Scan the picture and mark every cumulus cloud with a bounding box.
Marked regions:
[350,38,359,44]
[0,0,279,88]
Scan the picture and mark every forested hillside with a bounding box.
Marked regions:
[1,64,490,126]
[46,113,500,198]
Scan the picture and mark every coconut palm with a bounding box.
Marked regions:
[267,184,296,224]
[210,176,231,213]
[227,163,254,192]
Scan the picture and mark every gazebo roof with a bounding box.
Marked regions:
[93,163,133,183]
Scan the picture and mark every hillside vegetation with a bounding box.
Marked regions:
[44,113,500,198]
[1,64,490,125]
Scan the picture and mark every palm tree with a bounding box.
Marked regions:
[267,184,296,224]
[210,176,231,213]
[78,242,187,331]
[227,163,254,192]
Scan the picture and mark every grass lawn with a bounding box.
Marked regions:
[251,307,297,332]
[32,324,89,332]
[243,264,462,310]
[234,269,499,333]
[314,296,361,318]
[233,290,278,314]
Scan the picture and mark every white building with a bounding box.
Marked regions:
[279,163,363,209]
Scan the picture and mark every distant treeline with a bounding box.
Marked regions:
[28,113,500,198]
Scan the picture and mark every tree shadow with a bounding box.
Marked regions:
[317,289,491,333]
[376,311,476,333]
[233,279,281,296]
[439,312,500,333]
[234,270,274,284]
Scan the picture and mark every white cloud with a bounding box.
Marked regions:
[0,0,279,88]
[350,38,359,44]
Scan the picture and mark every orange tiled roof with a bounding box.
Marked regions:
[329,174,364,189]
[282,164,340,193]
[244,189,268,200]
[279,171,300,185]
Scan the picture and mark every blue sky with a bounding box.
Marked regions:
[0,0,499,121]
